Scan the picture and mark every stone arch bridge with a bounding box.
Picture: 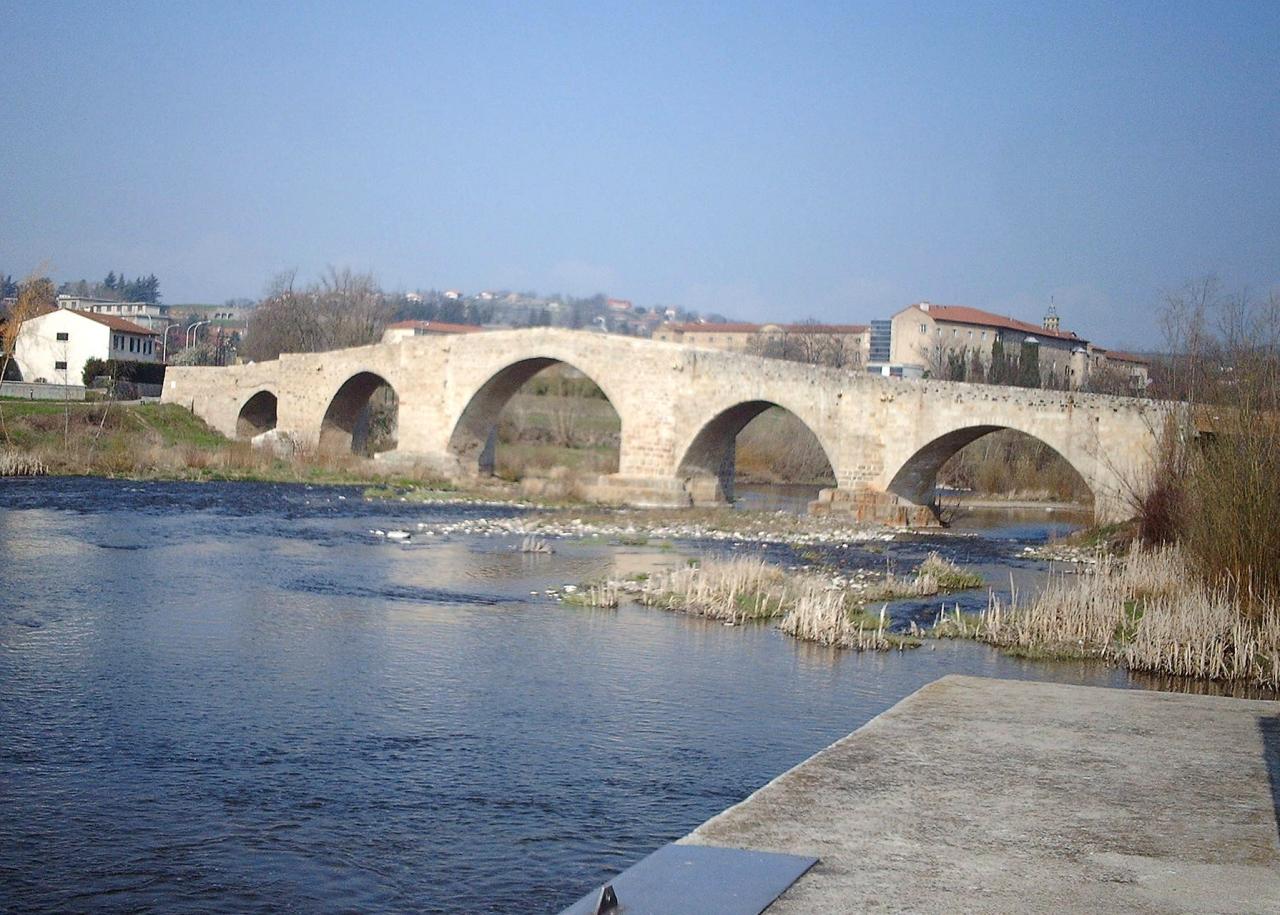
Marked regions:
[162,328,1170,522]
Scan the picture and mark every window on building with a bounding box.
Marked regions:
[55,361,67,371]
[920,324,927,334]
[129,338,136,353]
[56,331,69,341]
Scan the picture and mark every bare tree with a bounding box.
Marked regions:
[748,320,864,370]
[243,268,392,362]
[0,270,55,444]
[1139,278,1280,607]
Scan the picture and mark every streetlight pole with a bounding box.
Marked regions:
[186,320,210,349]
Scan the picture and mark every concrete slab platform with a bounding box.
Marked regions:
[683,675,1280,914]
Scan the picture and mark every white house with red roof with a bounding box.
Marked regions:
[10,308,159,384]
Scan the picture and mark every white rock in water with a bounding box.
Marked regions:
[386,530,411,540]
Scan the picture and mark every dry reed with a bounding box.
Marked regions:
[869,552,985,601]
[640,555,925,650]
[520,535,553,554]
[931,546,1280,689]
[641,556,789,623]
[0,450,47,476]
[779,596,898,650]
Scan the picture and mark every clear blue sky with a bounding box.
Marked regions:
[2,1,1277,347]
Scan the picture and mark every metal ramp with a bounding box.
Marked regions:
[558,843,817,915]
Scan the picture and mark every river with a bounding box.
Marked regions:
[0,478,1225,914]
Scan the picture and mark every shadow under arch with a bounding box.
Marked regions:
[319,371,398,454]
[677,400,836,504]
[448,357,621,475]
[886,424,1094,508]
[236,390,278,439]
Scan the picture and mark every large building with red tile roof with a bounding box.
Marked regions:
[889,301,1148,390]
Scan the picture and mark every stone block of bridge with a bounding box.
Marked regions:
[581,474,693,509]
[809,487,941,527]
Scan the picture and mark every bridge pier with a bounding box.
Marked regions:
[809,487,941,527]
[581,474,693,509]
[369,448,468,480]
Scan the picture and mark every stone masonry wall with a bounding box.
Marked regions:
[163,329,1169,521]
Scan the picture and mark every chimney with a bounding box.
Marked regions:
[918,301,930,312]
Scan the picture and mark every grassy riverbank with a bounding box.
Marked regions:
[0,400,454,486]
[931,547,1280,689]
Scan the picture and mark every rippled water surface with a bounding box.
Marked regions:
[2,479,1154,913]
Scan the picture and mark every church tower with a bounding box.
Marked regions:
[1043,299,1060,332]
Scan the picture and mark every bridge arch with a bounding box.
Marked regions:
[886,424,1094,508]
[677,400,837,504]
[448,356,623,475]
[236,390,278,439]
[319,371,398,454]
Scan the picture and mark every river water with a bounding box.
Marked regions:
[0,479,1214,913]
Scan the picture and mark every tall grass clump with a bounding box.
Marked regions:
[932,546,1279,689]
[778,597,899,651]
[641,556,791,623]
[0,450,46,476]
[895,552,985,596]
[637,555,972,650]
